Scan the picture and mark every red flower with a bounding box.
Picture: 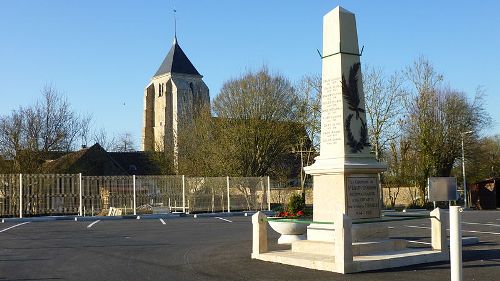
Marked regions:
[296,210,304,216]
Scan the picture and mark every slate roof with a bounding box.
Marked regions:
[41,143,165,176]
[154,38,201,77]
[109,151,163,175]
[42,143,128,176]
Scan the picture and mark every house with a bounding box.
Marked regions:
[42,143,162,176]
[470,177,500,209]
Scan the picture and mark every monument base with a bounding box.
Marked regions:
[252,248,448,274]
[307,223,390,242]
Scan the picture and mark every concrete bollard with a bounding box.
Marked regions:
[430,207,448,252]
[251,211,268,258]
[334,213,353,274]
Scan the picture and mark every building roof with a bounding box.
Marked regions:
[41,143,165,176]
[473,177,500,185]
[42,143,128,176]
[109,151,163,175]
[154,38,201,77]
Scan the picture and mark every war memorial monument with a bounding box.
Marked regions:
[252,6,450,274]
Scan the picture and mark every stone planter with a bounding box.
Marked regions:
[268,218,310,244]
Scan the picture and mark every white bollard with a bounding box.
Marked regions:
[450,206,463,281]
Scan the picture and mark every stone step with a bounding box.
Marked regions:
[253,250,336,272]
[352,239,407,255]
[352,248,448,272]
[292,239,408,256]
[292,240,334,255]
[252,248,448,273]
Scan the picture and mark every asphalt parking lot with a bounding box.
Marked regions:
[1,211,499,281]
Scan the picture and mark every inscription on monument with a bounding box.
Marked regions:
[346,176,380,219]
[321,77,343,147]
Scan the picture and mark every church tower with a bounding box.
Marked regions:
[141,36,210,158]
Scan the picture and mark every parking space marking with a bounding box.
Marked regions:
[215,217,233,223]
[87,220,101,228]
[407,240,431,245]
[461,229,500,236]
[0,222,30,233]
[404,225,430,229]
[404,225,500,236]
[463,221,500,227]
[159,218,166,225]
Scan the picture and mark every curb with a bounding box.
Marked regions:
[192,211,275,218]
[1,211,273,223]
[1,213,183,223]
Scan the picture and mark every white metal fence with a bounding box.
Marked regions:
[0,174,276,217]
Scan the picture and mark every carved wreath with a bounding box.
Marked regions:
[342,62,370,153]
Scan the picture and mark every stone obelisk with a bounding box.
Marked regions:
[304,6,386,242]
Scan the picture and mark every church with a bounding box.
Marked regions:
[141,35,210,160]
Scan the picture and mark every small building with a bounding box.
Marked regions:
[470,177,500,209]
[42,143,162,176]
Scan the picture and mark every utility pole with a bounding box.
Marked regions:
[292,145,316,201]
[461,131,473,208]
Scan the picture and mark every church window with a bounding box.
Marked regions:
[159,83,163,97]
[189,82,194,93]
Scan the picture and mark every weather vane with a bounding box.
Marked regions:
[172,0,177,41]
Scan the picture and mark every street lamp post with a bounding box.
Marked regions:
[461,130,473,208]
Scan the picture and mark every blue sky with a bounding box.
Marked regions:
[0,0,499,148]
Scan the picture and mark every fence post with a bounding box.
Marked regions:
[19,174,22,218]
[267,176,271,211]
[226,176,231,213]
[133,175,137,216]
[79,173,83,216]
[182,175,186,213]
[450,206,463,281]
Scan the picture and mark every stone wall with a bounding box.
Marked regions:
[382,186,422,208]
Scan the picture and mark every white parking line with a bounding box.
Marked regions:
[87,220,101,228]
[404,225,500,235]
[0,222,30,233]
[159,218,166,225]
[461,229,500,235]
[463,221,500,227]
[215,217,232,223]
[404,225,430,229]
[407,240,431,245]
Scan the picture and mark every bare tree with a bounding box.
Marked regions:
[92,128,117,151]
[112,132,137,152]
[0,85,91,172]
[294,74,321,198]
[401,57,491,200]
[363,65,407,161]
[0,109,24,159]
[212,66,304,177]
